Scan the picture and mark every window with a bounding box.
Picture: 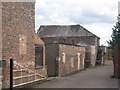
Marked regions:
[82,57,85,67]
[91,46,96,54]
[71,57,74,68]
[35,45,43,67]
[62,53,66,63]
[77,53,80,70]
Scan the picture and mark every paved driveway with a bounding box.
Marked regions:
[27,60,118,88]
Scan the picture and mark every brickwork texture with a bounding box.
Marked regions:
[1,1,46,88]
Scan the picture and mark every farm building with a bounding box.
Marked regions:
[0,0,47,88]
[37,25,100,68]
[45,43,85,77]
[0,0,101,89]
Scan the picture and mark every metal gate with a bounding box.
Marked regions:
[10,59,46,88]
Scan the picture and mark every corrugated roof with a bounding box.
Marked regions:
[37,25,99,38]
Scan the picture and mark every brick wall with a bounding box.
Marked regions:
[0,1,46,88]
[42,36,99,68]
[34,34,47,79]
[85,45,97,67]
[41,36,100,47]
[57,44,85,76]
[1,1,35,88]
[41,37,99,64]
[113,45,120,77]
[0,2,2,89]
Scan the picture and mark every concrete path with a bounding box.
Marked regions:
[28,60,118,88]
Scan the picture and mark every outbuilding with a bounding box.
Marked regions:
[45,43,85,76]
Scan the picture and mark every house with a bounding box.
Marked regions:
[0,0,47,88]
[45,43,85,77]
[37,25,100,68]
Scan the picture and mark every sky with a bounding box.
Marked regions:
[35,0,119,46]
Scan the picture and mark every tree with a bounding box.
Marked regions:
[107,17,120,78]
[107,17,120,47]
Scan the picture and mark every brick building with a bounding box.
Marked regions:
[45,43,85,76]
[0,0,46,88]
[37,25,100,67]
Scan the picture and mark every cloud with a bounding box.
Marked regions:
[35,0,119,45]
[83,23,113,45]
[35,0,118,24]
[66,8,116,24]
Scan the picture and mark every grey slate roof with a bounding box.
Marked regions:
[37,25,100,38]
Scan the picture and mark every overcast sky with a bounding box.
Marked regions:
[35,0,119,46]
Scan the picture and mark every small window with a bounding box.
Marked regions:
[35,45,43,67]
[71,57,74,68]
[62,53,66,63]
[91,46,96,54]
[82,57,85,67]
[77,53,80,70]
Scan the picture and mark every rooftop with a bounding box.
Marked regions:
[38,25,100,38]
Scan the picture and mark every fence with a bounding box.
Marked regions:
[9,59,46,88]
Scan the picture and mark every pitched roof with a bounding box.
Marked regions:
[34,33,44,45]
[37,25,100,38]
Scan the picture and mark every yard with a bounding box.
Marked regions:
[25,60,118,88]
